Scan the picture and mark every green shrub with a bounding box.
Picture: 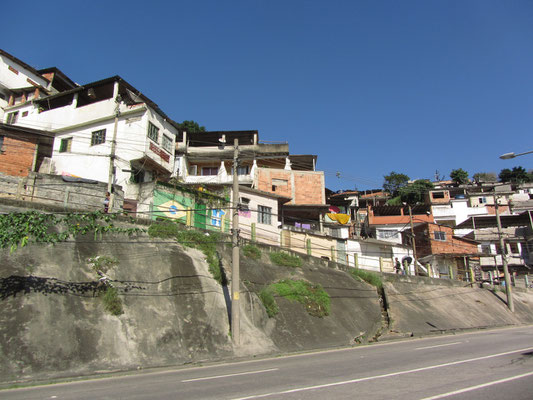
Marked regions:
[350,268,383,289]
[100,286,123,316]
[269,251,302,268]
[259,288,279,317]
[243,244,261,260]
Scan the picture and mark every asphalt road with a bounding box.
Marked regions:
[3,326,533,399]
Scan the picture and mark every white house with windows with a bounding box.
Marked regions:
[7,75,178,210]
[1,49,77,122]
[231,185,290,246]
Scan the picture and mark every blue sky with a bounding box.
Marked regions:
[4,0,532,191]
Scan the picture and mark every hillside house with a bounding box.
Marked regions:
[413,223,480,280]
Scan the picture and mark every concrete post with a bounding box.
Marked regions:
[251,223,256,242]
[354,253,359,268]
[63,188,70,207]
[379,257,383,274]
[331,246,336,262]
[306,239,312,256]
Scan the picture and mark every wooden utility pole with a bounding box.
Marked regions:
[231,138,240,345]
[494,195,514,312]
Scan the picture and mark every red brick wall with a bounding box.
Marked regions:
[255,168,324,204]
[0,137,37,176]
[415,223,478,258]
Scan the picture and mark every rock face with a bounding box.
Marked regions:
[0,233,383,384]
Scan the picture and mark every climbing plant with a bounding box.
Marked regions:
[0,211,144,253]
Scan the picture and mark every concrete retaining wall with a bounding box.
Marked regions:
[382,274,533,336]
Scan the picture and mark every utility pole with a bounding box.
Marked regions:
[231,138,240,345]
[408,204,418,275]
[494,195,514,312]
[107,95,121,210]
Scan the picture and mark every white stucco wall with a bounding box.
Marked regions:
[234,189,280,246]
[0,54,49,91]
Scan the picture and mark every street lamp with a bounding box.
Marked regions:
[499,150,533,160]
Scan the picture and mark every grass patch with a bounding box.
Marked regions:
[243,244,261,260]
[350,268,383,289]
[100,287,123,316]
[149,221,226,285]
[269,251,302,268]
[260,279,330,318]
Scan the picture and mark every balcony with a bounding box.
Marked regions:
[183,173,253,185]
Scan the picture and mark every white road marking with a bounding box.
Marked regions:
[416,342,462,350]
[231,347,533,400]
[419,370,533,400]
[181,368,278,382]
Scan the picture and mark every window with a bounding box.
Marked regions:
[258,205,272,225]
[434,231,446,241]
[202,167,218,176]
[6,112,18,125]
[478,197,487,204]
[162,135,173,153]
[431,191,445,199]
[147,122,159,142]
[59,137,72,153]
[240,197,250,211]
[0,135,4,152]
[509,243,519,254]
[130,168,145,183]
[231,165,250,175]
[481,244,492,254]
[91,129,106,146]
[189,165,198,175]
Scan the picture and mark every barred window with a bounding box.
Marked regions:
[258,205,272,225]
[91,129,106,146]
[59,137,72,153]
[147,122,159,142]
[434,231,446,241]
[162,134,173,153]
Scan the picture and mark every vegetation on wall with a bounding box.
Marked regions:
[269,251,303,268]
[243,244,261,260]
[350,268,383,290]
[100,286,123,316]
[0,211,144,253]
[148,221,226,285]
[259,279,330,318]
[87,255,123,316]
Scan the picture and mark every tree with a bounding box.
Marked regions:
[383,171,410,197]
[499,166,531,183]
[472,172,497,183]
[177,120,206,133]
[450,168,469,185]
[399,179,434,205]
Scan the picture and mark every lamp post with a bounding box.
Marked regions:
[499,150,533,160]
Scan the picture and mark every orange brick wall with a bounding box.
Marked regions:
[255,168,325,204]
[293,172,324,204]
[0,137,37,176]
